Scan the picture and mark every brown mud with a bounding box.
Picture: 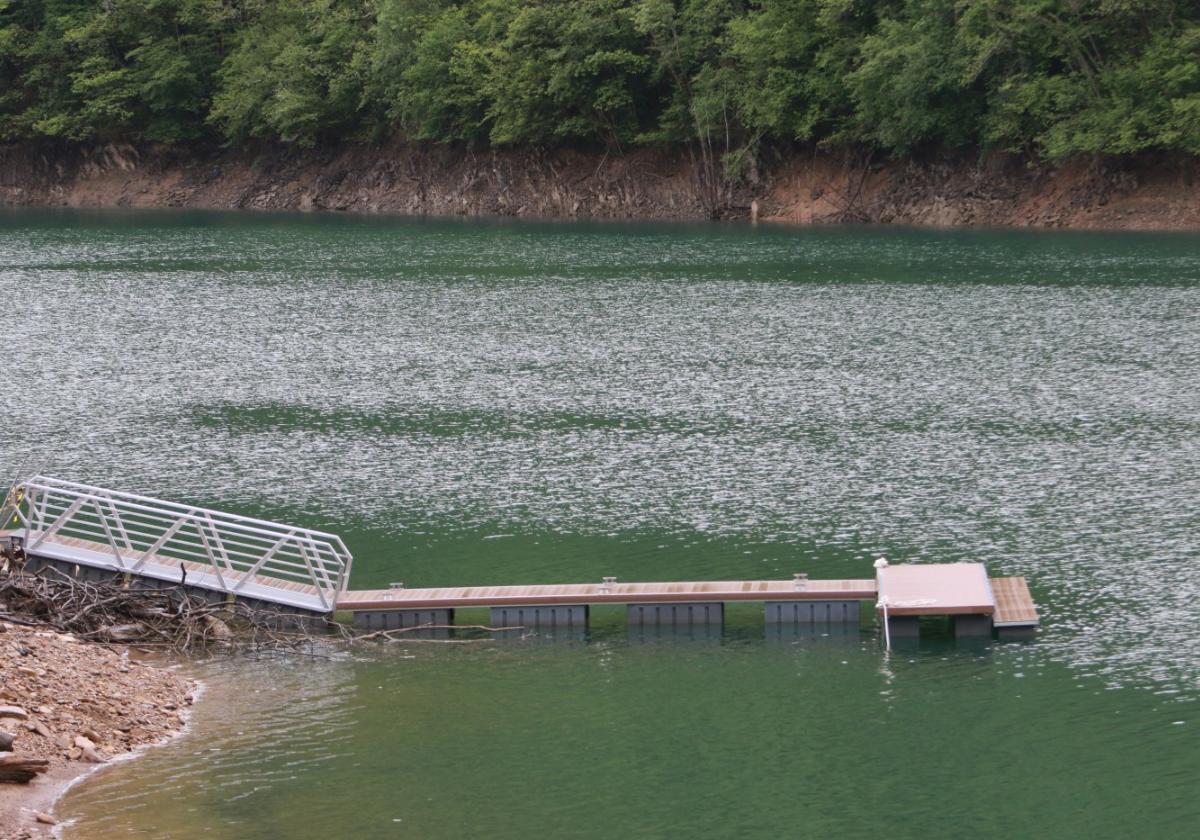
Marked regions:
[2,141,1199,231]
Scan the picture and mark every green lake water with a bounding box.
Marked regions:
[1,209,1197,838]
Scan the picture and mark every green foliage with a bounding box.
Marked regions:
[369,0,494,141]
[849,0,982,153]
[717,0,874,146]
[209,1,373,146]
[1,0,230,142]
[1,0,1198,158]
[960,0,1200,156]
[633,0,743,145]
[486,0,650,146]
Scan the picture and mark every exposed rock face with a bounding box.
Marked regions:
[2,141,1199,231]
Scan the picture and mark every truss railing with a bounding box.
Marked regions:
[9,476,352,612]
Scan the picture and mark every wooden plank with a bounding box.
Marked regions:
[337,579,878,611]
[991,576,1039,627]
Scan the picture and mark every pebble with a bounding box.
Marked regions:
[0,622,194,774]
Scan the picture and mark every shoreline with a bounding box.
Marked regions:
[47,678,204,840]
[1,708,201,840]
[3,142,1200,232]
[0,765,79,839]
[0,621,199,840]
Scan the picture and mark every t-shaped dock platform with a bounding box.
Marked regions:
[876,562,1038,639]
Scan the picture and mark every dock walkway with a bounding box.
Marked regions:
[2,476,1039,639]
[338,578,876,610]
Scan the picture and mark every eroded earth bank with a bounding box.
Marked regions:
[3,143,1199,231]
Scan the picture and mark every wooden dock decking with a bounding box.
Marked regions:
[336,578,878,610]
[16,529,879,615]
[991,576,1039,627]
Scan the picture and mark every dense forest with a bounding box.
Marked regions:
[2,0,1198,166]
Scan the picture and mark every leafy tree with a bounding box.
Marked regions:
[2,0,101,140]
[368,0,496,142]
[960,0,1200,157]
[2,0,1198,161]
[634,0,746,211]
[1,0,230,142]
[209,0,373,146]
[486,0,652,147]
[850,0,983,153]
[720,0,858,144]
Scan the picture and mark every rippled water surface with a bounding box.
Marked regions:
[1,210,1197,838]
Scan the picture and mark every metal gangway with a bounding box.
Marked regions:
[2,476,352,613]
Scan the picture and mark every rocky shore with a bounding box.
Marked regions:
[3,142,1200,232]
[0,620,196,839]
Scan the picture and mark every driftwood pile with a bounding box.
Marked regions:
[0,549,528,651]
[0,564,343,654]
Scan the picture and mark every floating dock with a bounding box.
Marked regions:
[876,561,1037,640]
[1,476,1038,641]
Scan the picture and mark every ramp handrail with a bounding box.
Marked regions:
[10,476,352,612]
